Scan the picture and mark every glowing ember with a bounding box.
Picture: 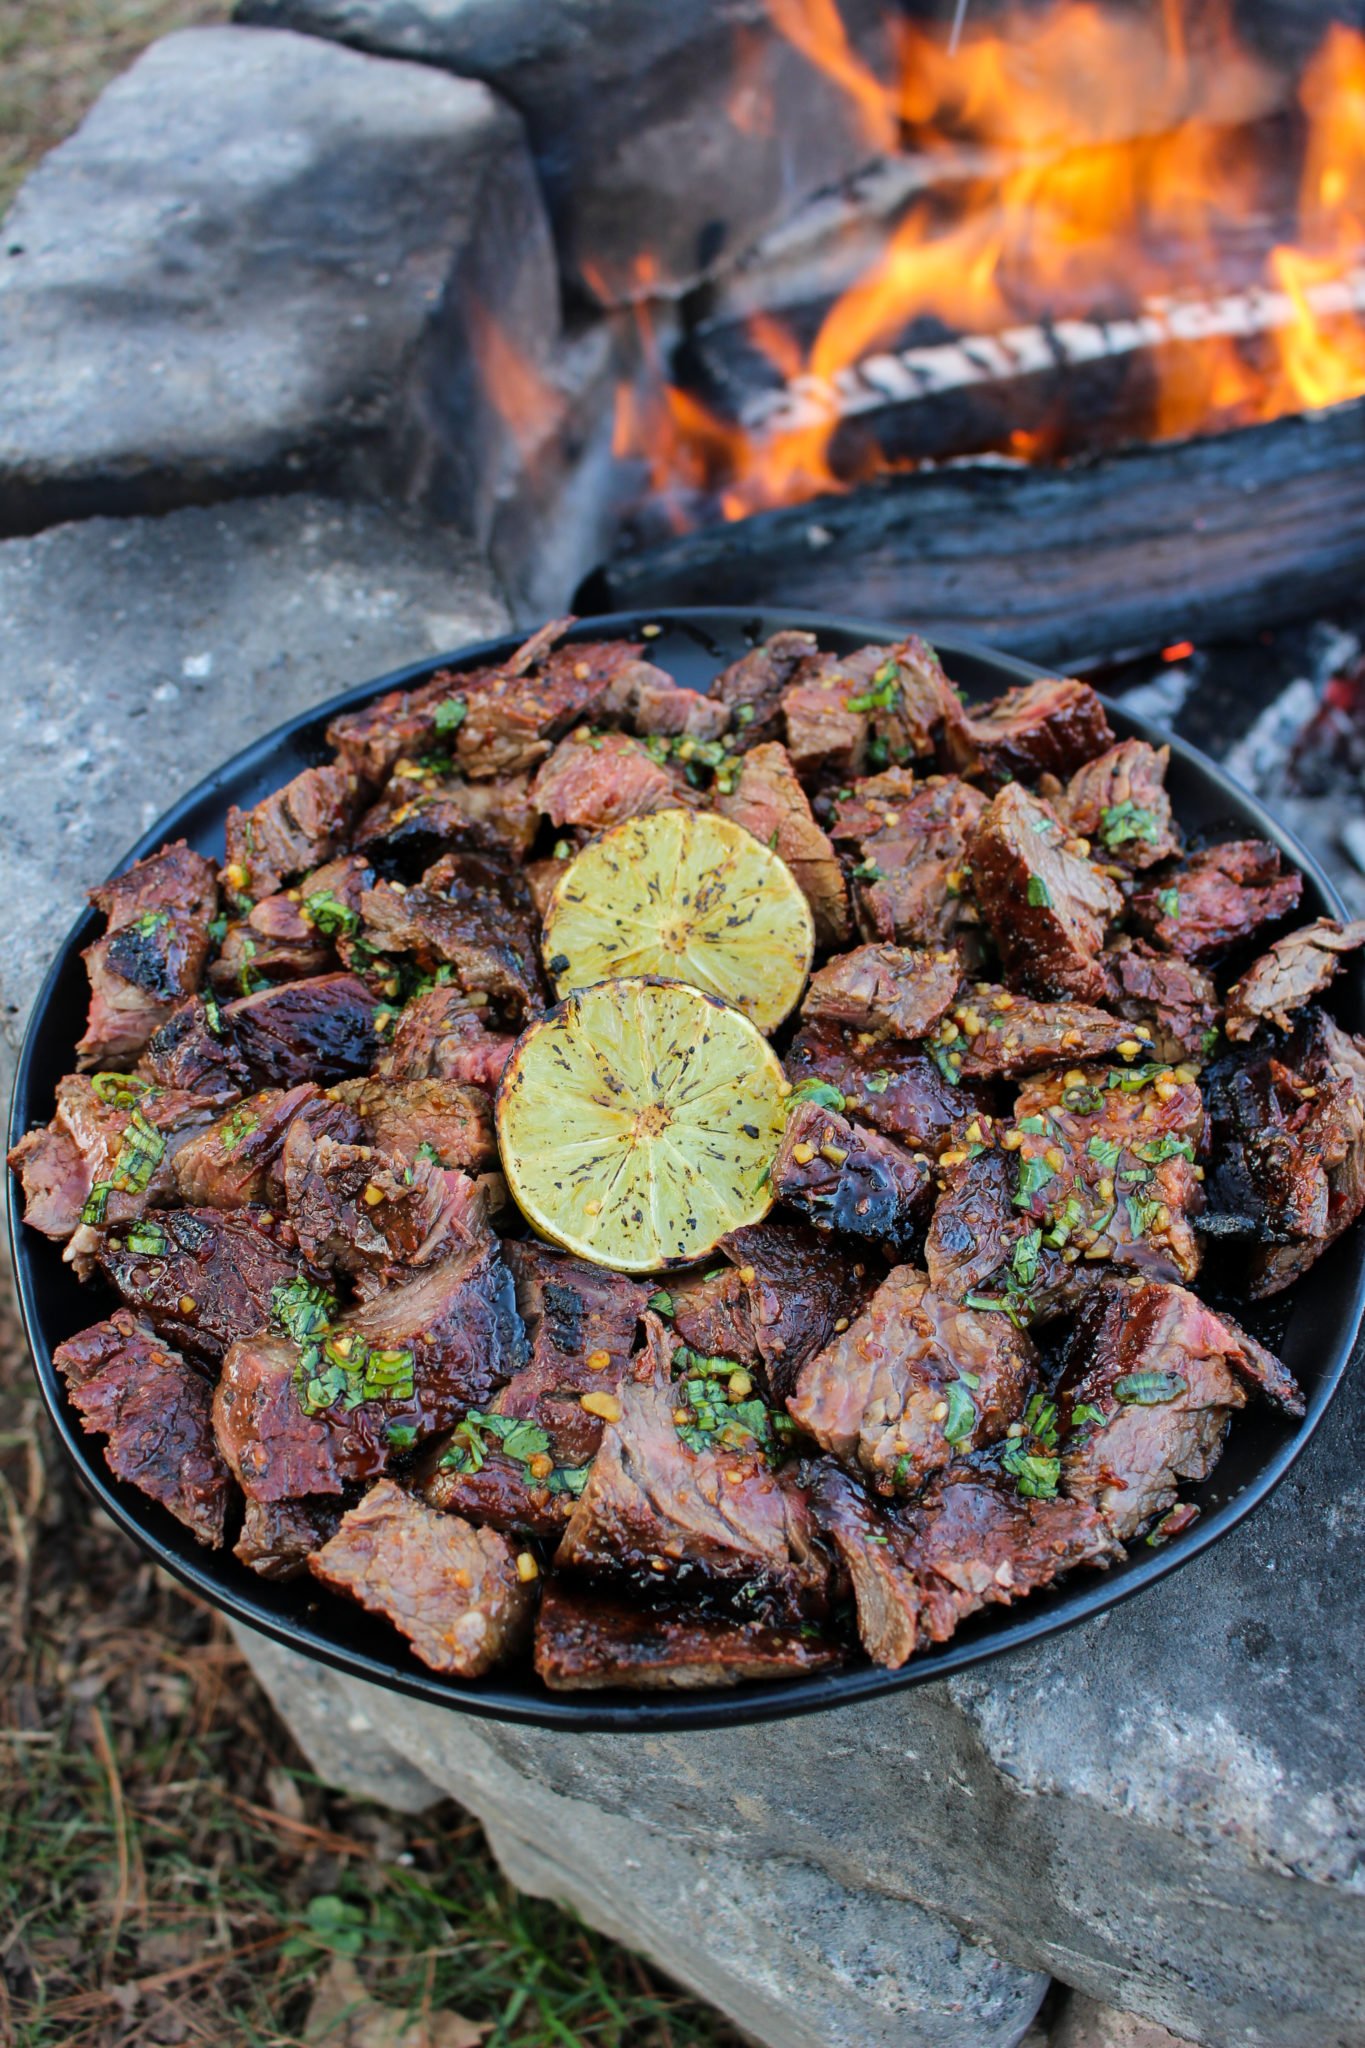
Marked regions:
[607,0,1365,526]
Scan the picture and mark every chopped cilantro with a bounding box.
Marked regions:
[1012,1153,1056,1208]
[433,696,467,733]
[1099,800,1162,848]
[851,858,885,883]
[385,1424,418,1450]
[1086,1135,1123,1170]
[1070,1402,1108,1429]
[1200,1027,1220,1056]
[1115,1370,1187,1405]
[1133,1133,1195,1165]
[1011,1227,1042,1287]
[1003,1446,1060,1499]
[1124,1192,1162,1240]
[1157,887,1181,918]
[647,1289,676,1317]
[846,661,900,713]
[1026,875,1052,908]
[303,889,359,940]
[415,1140,444,1167]
[1104,1062,1172,1094]
[218,1105,260,1154]
[942,1379,977,1445]
[207,913,229,947]
[787,1078,845,1112]
[271,1275,339,1346]
[440,1411,553,1474]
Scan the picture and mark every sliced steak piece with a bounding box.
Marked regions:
[329,1075,497,1172]
[788,1266,1036,1493]
[422,1442,577,1541]
[969,783,1122,1003]
[327,663,497,787]
[711,630,819,748]
[98,1206,311,1365]
[1130,841,1303,961]
[172,1083,323,1208]
[772,1099,931,1259]
[309,1481,533,1677]
[534,1583,843,1691]
[945,985,1138,1080]
[781,649,881,782]
[1057,739,1179,870]
[1215,1009,1365,1295]
[827,770,988,953]
[352,771,522,878]
[224,973,379,1086]
[924,1143,1075,1317]
[619,673,729,741]
[11,1075,219,1276]
[223,763,356,901]
[786,1021,993,1155]
[373,985,515,1089]
[278,852,376,944]
[948,676,1114,788]
[77,841,219,1068]
[285,1135,489,1280]
[1058,1281,1301,1540]
[358,856,543,1025]
[666,1220,868,1404]
[530,730,684,830]
[555,1315,830,1613]
[208,921,332,996]
[801,943,959,1039]
[455,637,649,781]
[718,741,850,946]
[214,1240,525,1500]
[138,995,252,1103]
[1225,917,1365,1041]
[1103,939,1221,1062]
[53,1310,231,1547]
[234,1495,343,1580]
[853,636,970,769]
[496,1243,649,1464]
[811,1461,1120,1669]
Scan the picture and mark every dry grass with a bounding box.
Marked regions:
[0,0,230,214]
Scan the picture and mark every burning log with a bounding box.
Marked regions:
[576,395,1365,667]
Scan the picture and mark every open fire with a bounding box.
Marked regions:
[605,0,1365,531]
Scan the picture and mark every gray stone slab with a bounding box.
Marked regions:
[0,27,557,539]
[0,493,506,1080]
[234,1313,1365,2048]
[231,0,892,300]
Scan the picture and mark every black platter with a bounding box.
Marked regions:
[9,608,1365,1731]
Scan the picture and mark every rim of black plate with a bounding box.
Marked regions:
[9,606,1365,1732]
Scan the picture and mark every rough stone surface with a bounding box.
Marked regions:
[231,0,892,300]
[0,28,558,539]
[1052,1994,1199,2048]
[236,1628,1048,2048]
[0,494,506,1082]
[235,1320,1365,2048]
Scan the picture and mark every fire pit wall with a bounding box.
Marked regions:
[3,7,1365,2048]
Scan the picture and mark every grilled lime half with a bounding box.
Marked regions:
[496,977,788,1271]
[541,808,815,1034]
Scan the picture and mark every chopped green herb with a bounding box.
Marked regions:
[846,662,900,713]
[1158,887,1181,918]
[122,1220,168,1255]
[787,1078,846,1112]
[207,913,229,947]
[1086,1135,1123,1170]
[1200,1027,1220,1056]
[415,1140,444,1167]
[1003,1446,1060,1499]
[851,859,885,883]
[964,1292,1031,1330]
[433,696,467,733]
[1133,1133,1195,1165]
[865,734,890,770]
[929,1041,962,1086]
[202,993,224,1034]
[1017,1114,1049,1136]
[1071,1402,1108,1429]
[385,1424,418,1450]
[1115,1370,1188,1405]
[271,1276,339,1346]
[1012,1227,1042,1286]
[647,1289,676,1317]
[1026,875,1052,908]
[1012,1153,1057,1208]
[1022,1393,1058,1451]
[864,1069,892,1095]
[218,1106,260,1154]
[303,889,359,940]
[942,1379,977,1445]
[545,1463,591,1498]
[89,1072,156,1108]
[1124,1193,1162,1240]
[1099,800,1162,849]
[1104,1062,1173,1094]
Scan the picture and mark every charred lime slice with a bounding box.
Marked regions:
[541,809,814,1034]
[496,977,788,1271]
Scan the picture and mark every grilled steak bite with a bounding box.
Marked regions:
[970,783,1123,1003]
[772,1099,931,1259]
[555,1315,830,1612]
[945,985,1139,1080]
[1214,1009,1365,1295]
[352,770,521,878]
[1103,938,1221,1061]
[780,649,878,782]
[786,1021,993,1154]
[708,629,816,748]
[327,662,500,787]
[534,1584,842,1691]
[802,942,959,1039]
[812,1463,1120,1668]
[788,1267,1037,1493]
[225,973,379,1087]
[496,1244,649,1464]
[357,857,543,1025]
[854,635,970,768]
[423,1437,577,1541]
[373,984,514,1090]
[99,1206,311,1365]
[827,770,987,952]
[1056,739,1179,870]
[53,1310,231,1547]
[214,1240,524,1501]
[224,764,355,901]
[453,634,650,781]
[309,1481,533,1677]
[329,1075,496,1173]
[139,995,251,1102]
[77,841,219,1067]
[172,1083,323,1209]
[925,1143,1074,1317]
[530,729,684,830]
[1058,1281,1300,1540]
[666,1220,867,1403]
[234,1495,343,1579]
[286,1136,489,1281]
[1225,917,1365,1040]
[949,676,1114,788]
[210,918,332,996]
[1131,840,1303,960]
[718,742,851,946]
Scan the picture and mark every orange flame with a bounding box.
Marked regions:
[604,0,1365,525]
